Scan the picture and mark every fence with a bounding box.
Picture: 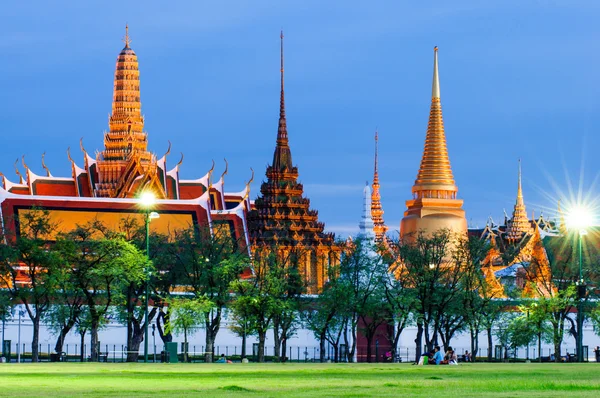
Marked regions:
[1,342,587,363]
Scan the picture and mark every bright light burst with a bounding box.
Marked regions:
[565,205,593,231]
[139,191,156,208]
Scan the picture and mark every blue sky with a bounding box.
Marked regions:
[1,1,599,236]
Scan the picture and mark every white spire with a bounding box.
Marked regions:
[358,181,375,239]
[432,46,440,99]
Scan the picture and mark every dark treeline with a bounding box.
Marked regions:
[1,209,598,363]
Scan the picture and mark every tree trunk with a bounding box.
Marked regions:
[184,328,188,363]
[414,321,423,363]
[472,329,479,363]
[257,331,266,363]
[281,336,288,362]
[157,308,172,344]
[487,326,493,361]
[90,317,99,362]
[31,314,40,362]
[55,319,76,354]
[273,320,281,361]
[365,334,373,363]
[553,327,561,363]
[333,344,339,363]
[349,318,357,363]
[241,332,247,359]
[205,332,215,363]
[79,329,86,362]
[319,332,326,363]
[127,328,143,362]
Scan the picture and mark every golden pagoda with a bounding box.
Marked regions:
[95,25,163,198]
[371,131,388,243]
[400,47,467,237]
[506,160,532,241]
[247,32,339,293]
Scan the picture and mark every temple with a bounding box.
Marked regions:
[400,47,467,238]
[247,32,340,293]
[472,161,558,297]
[0,27,252,258]
[371,131,388,243]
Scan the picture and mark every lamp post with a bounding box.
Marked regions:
[576,229,587,362]
[140,192,159,364]
[565,204,592,363]
[17,309,24,363]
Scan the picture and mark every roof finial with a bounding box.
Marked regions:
[517,158,523,202]
[279,30,286,123]
[432,46,440,99]
[374,129,379,175]
[123,24,131,48]
[41,152,52,177]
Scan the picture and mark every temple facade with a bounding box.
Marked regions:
[0,27,252,257]
[400,47,467,238]
[246,33,340,293]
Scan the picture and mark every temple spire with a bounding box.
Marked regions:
[432,46,440,98]
[413,46,457,199]
[123,24,131,48]
[271,31,292,172]
[507,159,532,241]
[400,47,467,238]
[371,130,387,242]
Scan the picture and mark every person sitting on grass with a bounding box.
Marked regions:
[216,354,227,363]
[464,350,471,362]
[432,346,443,365]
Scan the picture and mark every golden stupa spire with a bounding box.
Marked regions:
[371,130,388,242]
[400,46,466,238]
[506,159,532,241]
[272,30,293,172]
[412,46,457,200]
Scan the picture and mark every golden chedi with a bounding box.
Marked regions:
[400,47,467,237]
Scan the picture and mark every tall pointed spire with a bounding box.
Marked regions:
[413,46,457,199]
[371,130,388,242]
[400,47,466,237]
[123,24,131,48]
[506,159,532,241]
[272,30,293,172]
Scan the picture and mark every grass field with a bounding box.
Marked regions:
[1,362,599,397]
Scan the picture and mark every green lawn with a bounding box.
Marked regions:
[0,362,599,397]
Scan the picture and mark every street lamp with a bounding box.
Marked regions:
[566,204,592,363]
[140,192,159,363]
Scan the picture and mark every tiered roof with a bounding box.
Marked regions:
[248,32,336,255]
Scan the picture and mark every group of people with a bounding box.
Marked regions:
[418,346,464,365]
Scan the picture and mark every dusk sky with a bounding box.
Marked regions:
[1,1,599,236]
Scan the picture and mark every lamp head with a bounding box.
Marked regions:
[140,192,156,208]
[566,205,592,232]
[149,211,160,220]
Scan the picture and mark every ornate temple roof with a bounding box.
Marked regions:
[248,32,336,250]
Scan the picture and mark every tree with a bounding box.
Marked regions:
[523,233,581,362]
[396,229,461,360]
[455,235,501,361]
[165,297,213,363]
[0,208,61,362]
[231,247,290,363]
[56,221,148,361]
[337,237,383,362]
[170,225,248,362]
[228,282,258,359]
